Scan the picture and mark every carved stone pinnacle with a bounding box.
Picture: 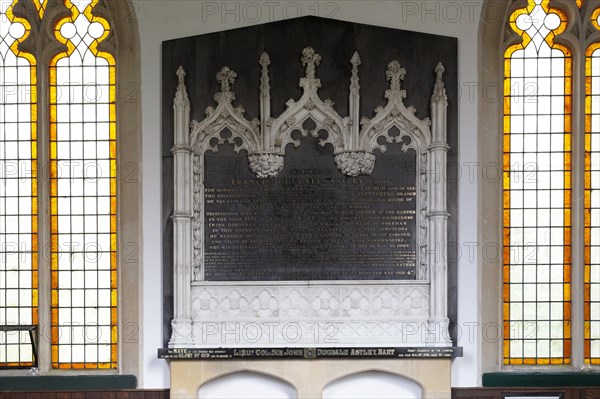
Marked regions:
[216,67,237,93]
[350,52,361,95]
[386,61,406,91]
[260,52,271,96]
[301,47,321,78]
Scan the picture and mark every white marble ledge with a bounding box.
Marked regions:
[192,280,430,286]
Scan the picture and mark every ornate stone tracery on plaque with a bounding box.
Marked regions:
[170,47,450,348]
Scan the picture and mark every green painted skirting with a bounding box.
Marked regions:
[0,375,136,391]
[483,372,600,387]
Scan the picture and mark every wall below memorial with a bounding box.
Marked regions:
[169,359,451,398]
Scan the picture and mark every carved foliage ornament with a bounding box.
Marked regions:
[184,47,446,178]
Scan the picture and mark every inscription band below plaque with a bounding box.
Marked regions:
[158,347,463,360]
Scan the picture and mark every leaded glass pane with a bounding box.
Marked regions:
[0,0,37,368]
[50,0,116,369]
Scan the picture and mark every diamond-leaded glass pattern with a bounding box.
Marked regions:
[503,0,572,365]
[49,0,117,369]
[32,0,46,18]
[0,0,38,368]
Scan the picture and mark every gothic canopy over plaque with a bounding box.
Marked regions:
[186,47,442,178]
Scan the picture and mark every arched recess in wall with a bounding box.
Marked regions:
[197,370,298,399]
[322,370,422,399]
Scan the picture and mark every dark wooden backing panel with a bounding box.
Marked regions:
[0,391,169,399]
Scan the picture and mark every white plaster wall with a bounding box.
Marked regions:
[136,0,483,388]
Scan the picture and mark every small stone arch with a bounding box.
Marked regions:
[198,369,298,399]
[322,369,423,399]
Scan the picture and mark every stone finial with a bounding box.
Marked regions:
[177,66,186,84]
[260,52,271,92]
[386,61,406,91]
[259,51,272,146]
[174,66,189,107]
[435,62,445,79]
[350,51,361,68]
[259,52,270,67]
[432,62,447,103]
[216,67,237,93]
[350,51,361,95]
[301,47,321,79]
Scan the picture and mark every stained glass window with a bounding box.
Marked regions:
[584,7,600,365]
[503,0,572,365]
[0,0,122,371]
[0,0,38,368]
[49,0,117,369]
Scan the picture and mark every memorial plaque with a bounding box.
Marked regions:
[204,131,418,281]
[166,23,457,347]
